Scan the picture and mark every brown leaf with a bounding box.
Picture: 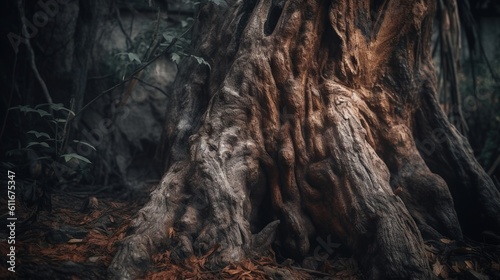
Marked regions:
[439,238,452,244]
[168,227,175,238]
[67,238,84,244]
[465,260,474,270]
[433,260,444,276]
[226,269,240,275]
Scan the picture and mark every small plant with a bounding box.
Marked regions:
[165,33,210,69]
[3,103,95,222]
[105,3,211,86]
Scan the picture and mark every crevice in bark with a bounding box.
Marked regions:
[264,0,284,36]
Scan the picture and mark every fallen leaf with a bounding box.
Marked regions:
[433,260,443,276]
[67,238,83,244]
[465,260,474,270]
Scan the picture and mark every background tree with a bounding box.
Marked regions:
[109,0,500,279]
[0,0,180,200]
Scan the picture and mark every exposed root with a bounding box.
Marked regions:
[109,1,500,279]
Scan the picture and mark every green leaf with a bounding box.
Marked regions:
[27,130,51,139]
[52,103,64,108]
[177,38,190,45]
[36,109,51,117]
[10,105,32,112]
[38,105,74,115]
[8,105,24,111]
[73,140,96,151]
[35,103,65,110]
[50,103,67,111]
[193,55,203,64]
[11,105,37,114]
[128,52,141,63]
[35,103,49,109]
[171,53,181,64]
[209,0,225,6]
[191,55,211,70]
[162,33,174,43]
[61,153,92,164]
[27,142,50,148]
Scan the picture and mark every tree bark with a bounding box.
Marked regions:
[71,0,107,121]
[109,0,500,279]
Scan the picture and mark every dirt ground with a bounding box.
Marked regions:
[1,184,499,280]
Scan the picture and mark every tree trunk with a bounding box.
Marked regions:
[109,0,500,279]
[71,0,107,121]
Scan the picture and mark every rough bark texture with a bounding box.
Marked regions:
[109,0,500,279]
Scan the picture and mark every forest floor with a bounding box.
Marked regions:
[1,184,500,280]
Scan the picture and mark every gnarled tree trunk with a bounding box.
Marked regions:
[109,0,500,279]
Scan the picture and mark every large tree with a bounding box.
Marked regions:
[109,0,500,279]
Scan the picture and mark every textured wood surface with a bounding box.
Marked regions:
[109,1,500,279]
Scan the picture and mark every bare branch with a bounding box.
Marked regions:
[17,0,53,104]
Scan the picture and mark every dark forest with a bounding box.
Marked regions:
[1,0,500,279]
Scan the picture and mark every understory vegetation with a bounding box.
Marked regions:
[0,0,499,279]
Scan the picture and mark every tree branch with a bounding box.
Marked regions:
[72,25,193,119]
[17,0,53,104]
[115,6,133,49]
[132,77,169,97]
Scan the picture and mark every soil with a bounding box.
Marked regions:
[1,184,499,280]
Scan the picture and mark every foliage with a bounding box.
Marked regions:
[163,32,211,69]
[103,2,211,86]
[2,103,95,220]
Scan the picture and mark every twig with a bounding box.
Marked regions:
[115,6,133,49]
[118,9,162,107]
[87,73,113,80]
[132,77,170,97]
[143,9,162,62]
[72,25,193,119]
[17,0,53,104]
[487,154,500,176]
[59,97,76,155]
